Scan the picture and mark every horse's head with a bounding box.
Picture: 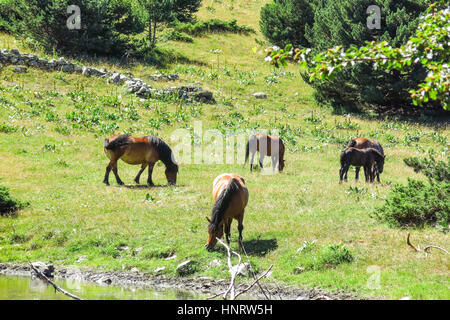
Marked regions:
[377,155,385,174]
[165,165,178,186]
[205,217,223,251]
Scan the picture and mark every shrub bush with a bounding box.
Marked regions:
[373,155,450,229]
[0,184,26,216]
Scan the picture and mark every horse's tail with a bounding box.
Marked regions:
[245,140,250,164]
[210,178,240,230]
[104,134,131,150]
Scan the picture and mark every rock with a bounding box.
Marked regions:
[110,72,124,84]
[61,64,74,73]
[195,90,215,104]
[31,261,55,278]
[95,276,112,285]
[133,247,143,256]
[253,92,268,99]
[208,259,222,269]
[13,66,27,73]
[176,260,199,276]
[116,245,129,251]
[293,266,305,274]
[149,74,179,82]
[232,262,251,277]
[154,266,166,274]
[76,255,88,263]
[10,49,20,56]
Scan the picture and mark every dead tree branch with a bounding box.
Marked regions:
[406,233,448,257]
[207,238,273,300]
[28,262,84,300]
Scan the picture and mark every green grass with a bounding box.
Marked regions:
[0,0,449,300]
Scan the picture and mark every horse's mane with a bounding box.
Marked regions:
[104,134,132,150]
[209,178,240,232]
[148,136,178,173]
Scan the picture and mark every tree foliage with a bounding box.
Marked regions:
[259,0,313,48]
[0,0,146,56]
[264,0,450,112]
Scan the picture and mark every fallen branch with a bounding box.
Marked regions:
[406,233,420,252]
[207,238,273,300]
[234,264,273,300]
[28,262,84,300]
[406,233,448,257]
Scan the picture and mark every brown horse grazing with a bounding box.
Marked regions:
[245,134,285,172]
[103,134,178,186]
[205,173,249,251]
[340,147,385,184]
[347,138,385,182]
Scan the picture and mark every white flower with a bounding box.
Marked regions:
[265,56,273,62]
[272,46,280,51]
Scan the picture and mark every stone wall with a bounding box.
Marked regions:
[0,48,215,104]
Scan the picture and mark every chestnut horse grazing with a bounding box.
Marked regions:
[347,138,385,182]
[245,134,285,172]
[103,134,178,186]
[340,147,385,183]
[205,173,249,251]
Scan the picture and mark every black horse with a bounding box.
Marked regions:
[340,147,385,183]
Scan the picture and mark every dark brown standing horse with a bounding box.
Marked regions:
[245,134,285,172]
[205,173,249,251]
[340,147,385,183]
[347,138,385,182]
[103,134,178,186]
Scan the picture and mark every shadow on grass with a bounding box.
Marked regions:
[119,184,186,189]
[241,238,278,257]
[69,46,208,70]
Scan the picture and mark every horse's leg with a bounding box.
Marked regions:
[237,212,244,248]
[224,218,232,246]
[103,162,112,186]
[147,162,155,186]
[259,153,264,169]
[250,151,255,172]
[111,161,124,185]
[355,167,360,181]
[363,165,371,183]
[271,155,278,173]
[134,163,148,184]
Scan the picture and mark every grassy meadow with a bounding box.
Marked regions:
[0,0,449,299]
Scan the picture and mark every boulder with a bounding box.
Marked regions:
[31,261,55,278]
[13,66,27,73]
[253,92,268,99]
